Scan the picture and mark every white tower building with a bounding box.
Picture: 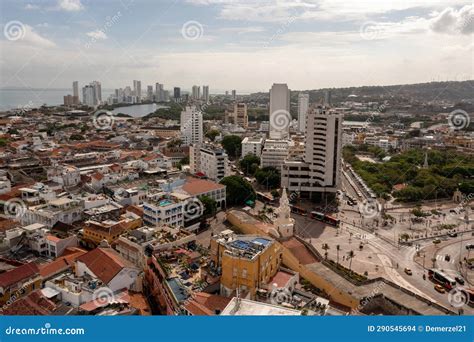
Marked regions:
[297,93,309,133]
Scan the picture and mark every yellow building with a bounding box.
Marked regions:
[0,262,42,306]
[82,212,142,247]
[210,231,282,299]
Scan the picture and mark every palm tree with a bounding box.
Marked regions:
[322,243,330,260]
[336,245,341,265]
[347,250,355,273]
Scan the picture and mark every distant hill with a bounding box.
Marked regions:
[250,80,474,106]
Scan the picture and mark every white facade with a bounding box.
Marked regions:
[180,106,203,145]
[133,80,142,102]
[190,144,228,182]
[192,85,200,99]
[260,139,290,169]
[297,93,309,132]
[241,137,264,158]
[281,108,343,197]
[269,83,291,140]
[143,198,184,228]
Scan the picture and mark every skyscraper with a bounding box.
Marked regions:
[233,103,248,128]
[297,93,309,133]
[281,108,343,199]
[202,85,209,103]
[155,83,164,102]
[192,85,200,100]
[147,85,153,101]
[133,80,141,103]
[180,106,203,145]
[269,83,291,140]
[73,81,79,98]
[174,87,181,100]
[82,81,101,107]
[231,89,236,100]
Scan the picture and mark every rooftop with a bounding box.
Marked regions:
[221,298,301,316]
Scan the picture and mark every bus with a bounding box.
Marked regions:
[309,211,325,221]
[324,215,340,227]
[428,269,456,290]
[290,205,307,216]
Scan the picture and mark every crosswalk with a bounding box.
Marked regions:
[435,254,455,264]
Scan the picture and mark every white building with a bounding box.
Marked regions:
[22,198,84,228]
[260,139,290,169]
[142,194,185,228]
[47,165,81,188]
[241,137,264,158]
[297,93,309,133]
[190,144,228,182]
[269,83,291,140]
[155,83,164,102]
[180,106,203,145]
[281,108,343,199]
[82,81,101,106]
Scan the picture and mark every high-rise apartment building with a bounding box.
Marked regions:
[281,108,343,199]
[147,85,153,101]
[133,80,142,102]
[155,83,164,102]
[82,84,99,107]
[269,83,291,140]
[180,106,203,145]
[297,93,309,133]
[233,103,248,128]
[73,81,79,98]
[192,85,200,100]
[174,87,181,100]
[231,90,236,100]
[202,85,209,103]
[190,144,228,182]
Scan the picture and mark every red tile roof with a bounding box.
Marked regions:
[184,292,231,316]
[182,177,224,196]
[76,247,133,284]
[0,262,39,288]
[2,290,57,315]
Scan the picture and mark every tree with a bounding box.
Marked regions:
[220,175,256,206]
[167,138,183,148]
[255,166,280,189]
[199,195,217,217]
[221,135,242,158]
[322,243,330,260]
[239,154,260,176]
[69,134,85,140]
[205,129,220,142]
[347,250,355,273]
[177,156,189,170]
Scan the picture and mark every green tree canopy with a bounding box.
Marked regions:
[255,166,281,189]
[221,135,242,158]
[220,175,256,206]
[239,154,260,175]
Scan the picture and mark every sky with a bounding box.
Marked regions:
[0,0,473,93]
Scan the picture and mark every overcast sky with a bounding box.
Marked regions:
[0,0,473,93]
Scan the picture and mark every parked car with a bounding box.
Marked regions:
[434,284,446,293]
[455,276,465,285]
[404,268,412,276]
[433,239,441,244]
[448,232,458,238]
[466,244,474,250]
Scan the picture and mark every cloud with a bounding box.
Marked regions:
[21,25,56,47]
[86,30,107,40]
[58,0,84,12]
[430,5,473,35]
[24,4,39,10]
